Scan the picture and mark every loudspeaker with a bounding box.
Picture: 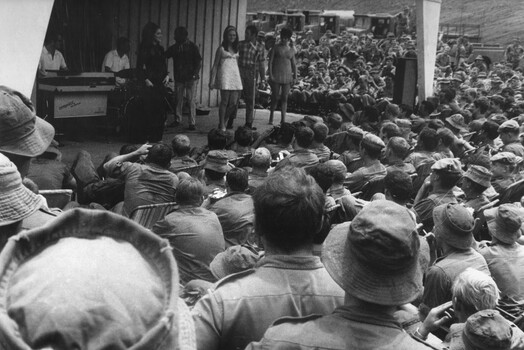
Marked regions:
[393,57,417,107]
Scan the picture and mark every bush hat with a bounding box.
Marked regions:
[0,86,54,157]
[322,200,422,306]
[433,203,475,250]
[463,165,492,188]
[462,310,512,350]
[498,119,520,133]
[361,133,385,150]
[204,150,230,173]
[0,208,186,350]
[484,204,523,244]
[446,114,468,133]
[210,245,260,280]
[346,126,365,140]
[0,153,44,226]
[491,151,520,165]
[432,158,462,174]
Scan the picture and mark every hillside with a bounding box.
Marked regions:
[247,0,524,45]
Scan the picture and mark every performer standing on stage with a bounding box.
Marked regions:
[166,27,202,131]
[236,25,266,130]
[136,22,170,142]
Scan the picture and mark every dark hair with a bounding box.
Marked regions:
[295,126,314,148]
[205,168,225,180]
[437,128,455,147]
[234,126,253,147]
[280,27,293,40]
[482,121,500,140]
[418,127,438,151]
[385,170,413,203]
[174,26,188,39]
[141,22,160,46]
[420,100,436,115]
[361,142,382,159]
[474,98,490,114]
[440,88,456,103]
[146,143,173,168]
[117,37,130,50]
[222,25,239,52]
[434,170,461,189]
[399,103,413,116]
[246,25,258,37]
[120,144,139,155]
[278,123,295,144]
[176,178,204,205]
[312,123,329,143]
[171,134,191,156]
[208,128,228,150]
[309,163,334,192]
[44,32,59,46]
[362,106,380,123]
[253,167,324,251]
[227,168,249,192]
[387,136,411,159]
[381,122,401,140]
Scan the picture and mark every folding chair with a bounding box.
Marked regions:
[39,189,74,209]
[129,202,178,230]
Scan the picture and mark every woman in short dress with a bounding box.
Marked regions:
[268,27,297,125]
[209,26,243,131]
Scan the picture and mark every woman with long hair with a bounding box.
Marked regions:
[209,26,243,131]
[268,27,297,125]
[135,22,170,142]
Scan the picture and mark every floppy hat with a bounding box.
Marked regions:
[432,158,462,174]
[0,86,54,157]
[204,150,229,173]
[0,208,183,350]
[463,165,492,188]
[498,119,520,133]
[361,133,385,150]
[446,114,468,133]
[433,203,475,250]
[210,245,260,280]
[322,200,422,306]
[0,153,44,226]
[484,204,523,244]
[462,310,512,350]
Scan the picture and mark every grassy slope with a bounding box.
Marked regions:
[247,0,524,45]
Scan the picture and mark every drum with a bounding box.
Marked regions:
[121,94,148,143]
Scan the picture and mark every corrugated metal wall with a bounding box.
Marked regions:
[111,0,247,107]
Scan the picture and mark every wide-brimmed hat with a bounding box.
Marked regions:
[446,114,468,133]
[432,158,462,174]
[484,204,523,244]
[491,151,520,165]
[322,200,422,306]
[0,86,55,157]
[210,245,260,280]
[462,310,512,350]
[498,119,520,133]
[0,208,182,349]
[361,133,385,150]
[463,165,492,188]
[204,150,229,173]
[433,203,475,250]
[0,153,44,226]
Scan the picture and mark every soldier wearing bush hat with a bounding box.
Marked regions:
[246,200,434,349]
[419,203,490,318]
[462,310,513,350]
[491,152,521,194]
[479,204,524,301]
[461,165,492,212]
[498,120,524,157]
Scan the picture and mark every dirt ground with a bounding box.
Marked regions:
[55,107,304,169]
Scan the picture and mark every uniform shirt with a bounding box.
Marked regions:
[492,176,515,194]
[153,206,225,285]
[248,172,268,192]
[310,144,331,162]
[406,151,435,169]
[208,192,255,247]
[413,190,457,231]
[386,161,416,175]
[106,161,179,216]
[503,141,524,157]
[478,241,524,302]
[39,46,67,75]
[462,194,490,213]
[169,155,198,173]
[191,254,345,350]
[419,249,490,317]
[344,160,387,193]
[275,149,319,172]
[246,304,435,350]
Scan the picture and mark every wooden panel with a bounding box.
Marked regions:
[237,0,247,37]
[159,0,171,49]
[195,0,206,104]
[118,0,130,43]
[167,0,178,53]
[128,0,141,67]
[138,0,151,43]
[229,0,239,33]
[150,0,161,27]
[178,0,188,29]
[201,0,216,106]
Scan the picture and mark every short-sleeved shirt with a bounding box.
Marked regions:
[191,255,345,350]
[101,49,130,72]
[153,206,225,285]
[419,249,489,317]
[39,46,67,75]
[275,149,319,172]
[208,192,255,247]
[478,241,524,301]
[106,161,179,216]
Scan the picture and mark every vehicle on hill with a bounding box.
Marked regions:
[253,11,287,34]
[320,10,355,36]
[347,13,398,38]
[246,12,258,27]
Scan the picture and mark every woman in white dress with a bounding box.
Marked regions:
[209,26,243,131]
